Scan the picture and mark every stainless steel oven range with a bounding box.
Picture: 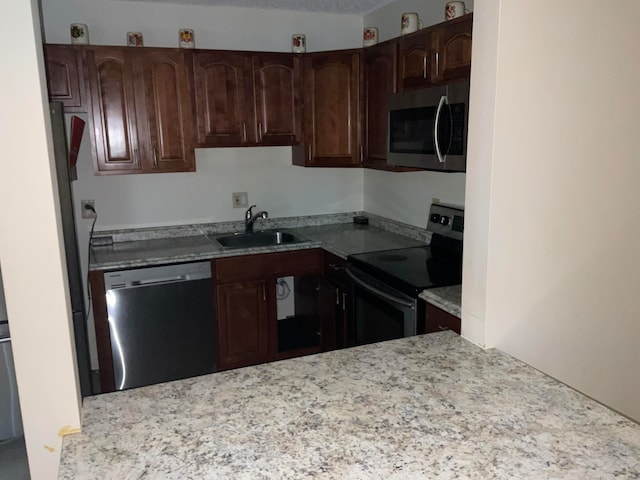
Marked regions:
[345,204,463,346]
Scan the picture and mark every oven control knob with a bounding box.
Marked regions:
[439,215,450,226]
[430,214,441,224]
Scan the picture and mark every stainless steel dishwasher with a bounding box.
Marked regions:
[104,261,215,391]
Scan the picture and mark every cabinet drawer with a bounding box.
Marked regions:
[214,249,322,283]
[323,251,347,287]
[425,302,461,334]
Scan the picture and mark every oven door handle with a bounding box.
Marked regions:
[346,268,415,309]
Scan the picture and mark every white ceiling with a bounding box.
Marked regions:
[112,0,397,15]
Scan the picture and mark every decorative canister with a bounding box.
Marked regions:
[291,34,306,53]
[127,32,144,47]
[445,1,469,20]
[363,27,378,47]
[70,23,89,45]
[179,29,195,49]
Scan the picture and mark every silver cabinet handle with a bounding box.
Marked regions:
[436,52,439,76]
[434,95,448,163]
[360,145,364,163]
[342,293,347,311]
[242,123,247,142]
[308,145,312,161]
[262,284,266,301]
[153,147,158,168]
[328,263,343,271]
[335,288,340,305]
[258,122,263,142]
[423,56,427,79]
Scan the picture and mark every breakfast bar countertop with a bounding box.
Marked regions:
[59,332,640,479]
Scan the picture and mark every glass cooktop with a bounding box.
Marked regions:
[347,238,462,297]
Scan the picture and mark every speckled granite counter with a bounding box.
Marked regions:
[420,285,462,318]
[89,215,428,271]
[59,332,640,479]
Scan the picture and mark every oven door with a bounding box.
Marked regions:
[346,266,418,346]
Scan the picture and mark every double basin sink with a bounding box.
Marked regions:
[207,230,306,249]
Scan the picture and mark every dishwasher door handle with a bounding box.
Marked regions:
[130,275,188,287]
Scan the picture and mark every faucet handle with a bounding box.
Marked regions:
[245,205,256,219]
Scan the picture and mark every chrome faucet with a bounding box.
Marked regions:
[244,205,268,233]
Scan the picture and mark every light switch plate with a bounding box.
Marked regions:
[232,192,248,209]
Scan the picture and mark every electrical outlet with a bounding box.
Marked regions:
[232,192,248,209]
[81,199,97,219]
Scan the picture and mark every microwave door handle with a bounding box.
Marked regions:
[434,95,448,163]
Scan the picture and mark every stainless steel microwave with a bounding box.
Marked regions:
[388,80,469,172]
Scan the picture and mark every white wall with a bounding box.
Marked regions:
[0,1,82,479]
[361,0,471,226]
[364,0,474,42]
[465,0,640,422]
[41,0,363,51]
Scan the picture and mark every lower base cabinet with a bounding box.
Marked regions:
[425,302,461,334]
[213,249,327,371]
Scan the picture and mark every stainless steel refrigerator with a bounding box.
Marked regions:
[50,102,93,397]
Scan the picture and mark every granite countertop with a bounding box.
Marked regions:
[89,216,428,271]
[420,285,462,318]
[59,332,640,479]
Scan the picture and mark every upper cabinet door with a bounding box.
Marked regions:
[192,52,255,146]
[139,50,195,172]
[432,14,473,82]
[398,30,433,90]
[86,48,143,174]
[297,50,362,167]
[253,54,302,146]
[363,42,397,170]
[44,45,85,112]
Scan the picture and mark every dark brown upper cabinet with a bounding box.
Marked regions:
[192,51,301,147]
[293,49,362,167]
[43,44,86,112]
[399,14,472,90]
[398,30,434,90]
[253,54,302,145]
[85,46,195,175]
[431,14,473,82]
[363,41,398,171]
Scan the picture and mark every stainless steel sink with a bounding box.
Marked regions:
[209,230,304,249]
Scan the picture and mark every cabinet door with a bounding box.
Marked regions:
[44,45,85,112]
[433,15,473,82]
[363,42,397,170]
[139,49,195,172]
[253,54,302,145]
[296,50,362,167]
[425,302,461,335]
[216,280,270,370]
[86,47,143,174]
[398,30,434,90]
[192,52,255,146]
